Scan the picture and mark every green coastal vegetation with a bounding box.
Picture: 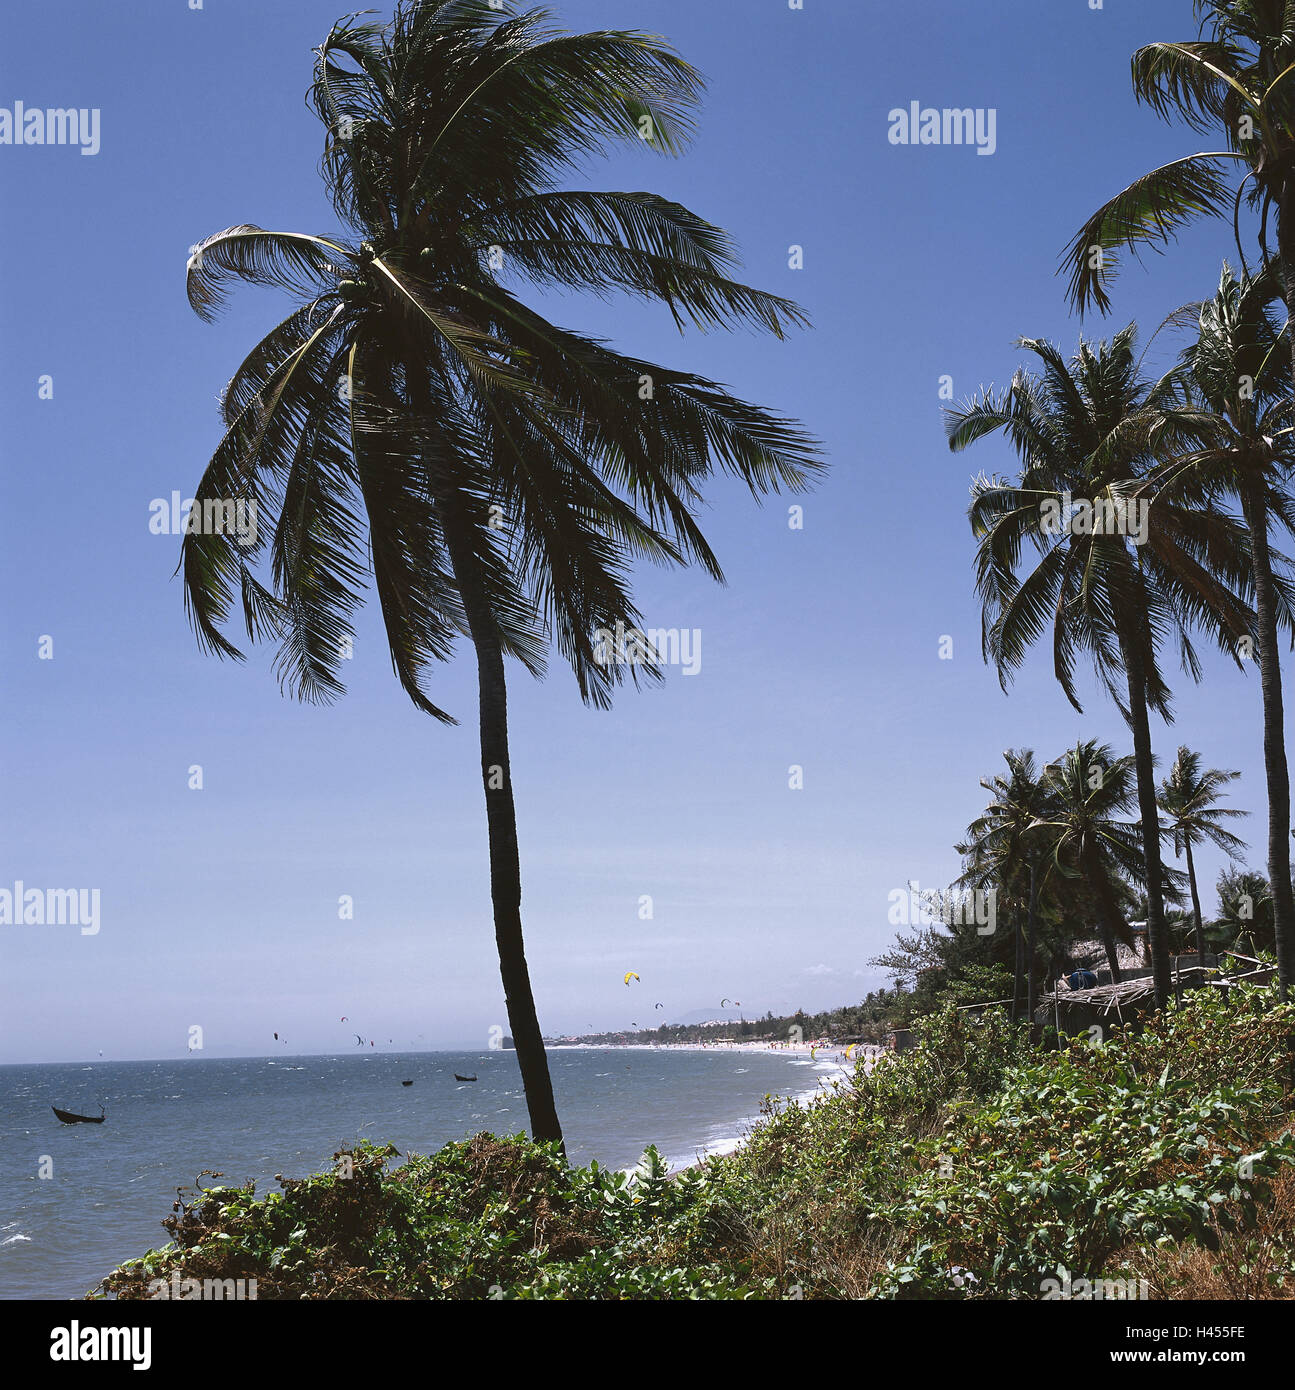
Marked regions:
[96,988,1295,1300]
[105,0,1295,1298]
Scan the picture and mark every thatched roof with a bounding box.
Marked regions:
[1040,973,1163,1019]
[1039,960,1274,1023]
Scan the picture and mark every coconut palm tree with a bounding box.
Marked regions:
[956,749,1054,1024]
[1060,1,1295,994]
[1062,3,1295,367]
[180,2,819,1146]
[948,327,1255,1010]
[1146,264,1295,993]
[1215,863,1276,955]
[1158,746,1249,966]
[1036,740,1146,985]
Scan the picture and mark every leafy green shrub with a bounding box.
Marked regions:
[871,987,1295,1298]
[95,985,1295,1301]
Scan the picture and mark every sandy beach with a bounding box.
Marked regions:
[550,1037,886,1169]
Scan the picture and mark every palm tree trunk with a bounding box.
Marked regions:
[1082,844,1124,984]
[1238,477,1294,999]
[439,506,565,1149]
[1012,910,1025,1023]
[1026,860,1039,1040]
[1184,838,1205,970]
[1121,642,1172,1011]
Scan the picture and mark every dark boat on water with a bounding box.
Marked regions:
[453,1074,477,1082]
[52,1105,105,1125]
[401,1080,413,1086]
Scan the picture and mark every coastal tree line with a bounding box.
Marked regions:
[868,738,1280,1028]
[920,0,1295,1025]
[563,994,912,1048]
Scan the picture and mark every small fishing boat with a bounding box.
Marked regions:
[401,1080,413,1086]
[453,1073,477,1082]
[52,1105,105,1125]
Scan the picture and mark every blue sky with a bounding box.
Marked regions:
[0,0,1278,1061]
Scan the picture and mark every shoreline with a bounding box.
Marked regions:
[549,1038,885,1172]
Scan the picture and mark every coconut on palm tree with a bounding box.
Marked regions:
[949,327,1255,1010]
[180,1,819,1145]
[1158,745,1248,966]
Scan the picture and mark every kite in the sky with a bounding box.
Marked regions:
[624,972,640,986]
[355,1034,365,1046]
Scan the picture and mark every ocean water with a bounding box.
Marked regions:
[0,1047,841,1299]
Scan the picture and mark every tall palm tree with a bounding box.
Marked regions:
[1062,2,1295,371]
[1062,3,1295,992]
[1158,745,1249,966]
[948,327,1255,1010]
[956,749,1054,1024]
[180,2,819,1146]
[1148,264,1295,993]
[1036,740,1146,985]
